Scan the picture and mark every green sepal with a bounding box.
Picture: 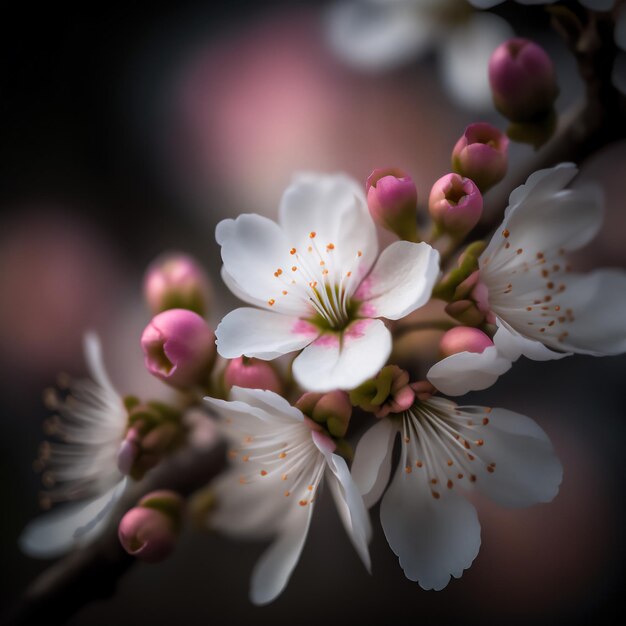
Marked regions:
[432,240,486,302]
[139,493,183,532]
[333,438,353,462]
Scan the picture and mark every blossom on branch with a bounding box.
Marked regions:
[215,172,440,392]
[204,387,371,605]
[351,395,562,590]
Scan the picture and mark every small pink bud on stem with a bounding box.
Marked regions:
[141,309,216,389]
[144,252,211,317]
[224,357,284,395]
[489,38,558,123]
[451,123,508,193]
[440,326,493,358]
[428,173,483,239]
[118,490,183,563]
[366,168,419,242]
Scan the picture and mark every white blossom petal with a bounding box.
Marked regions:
[549,269,626,355]
[380,460,481,590]
[439,13,514,111]
[20,479,126,558]
[278,172,378,285]
[427,346,512,396]
[215,307,318,360]
[292,318,392,392]
[481,167,603,266]
[466,408,563,507]
[228,387,305,423]
[217,214,310,315]
[503,163,579,221]
[357,241,440,320]
[325,453,372,571]
[250,502,315,606]
[351,418,396,507]
[210,468,293,540]
[492,319,569,361]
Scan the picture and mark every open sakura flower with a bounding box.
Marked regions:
[215,172,440,392]
[351,395,562,590]
[204,387,371,605]
[20,334,128,558]
[475,163,626,361]
[427,327,512,396]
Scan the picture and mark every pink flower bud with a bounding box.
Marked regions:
[141,309,216,389]
[348,365,415,418]
[410,380,436,402]
[451,123,508,193]
[428,173,483,237]
[224,357,284,395]
[296,390,352,438]
[118,490,183,563]
[366,168,418,241]
[489,38,558,123]
[440,327,493,358]
[143,252,211,317]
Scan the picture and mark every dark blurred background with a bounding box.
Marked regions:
[1,1,625,624]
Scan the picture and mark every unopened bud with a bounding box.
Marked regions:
[118,490,183,563]
[224,357,283,395]
[440,326,493,358]
[429,173,483,238]
[410,380,437,402]
[489,38,558,123]
[296,390,352,438]
[349,365,415,417]
[366,168,418,241]
[141,309,216,389]
[144,252,211,316]
[451,123,508,193]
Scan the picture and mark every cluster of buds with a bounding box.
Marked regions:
[118,490,183,563]
[349,365,416,418]
[117,398,185,480]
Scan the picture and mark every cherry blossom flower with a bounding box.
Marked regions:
[351,395,562,590]
[476,163,626,361]
[205,387,371,605]
[20,334,128,558]
[215,172,440,392]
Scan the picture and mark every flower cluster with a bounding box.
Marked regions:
[18,21,626,614]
